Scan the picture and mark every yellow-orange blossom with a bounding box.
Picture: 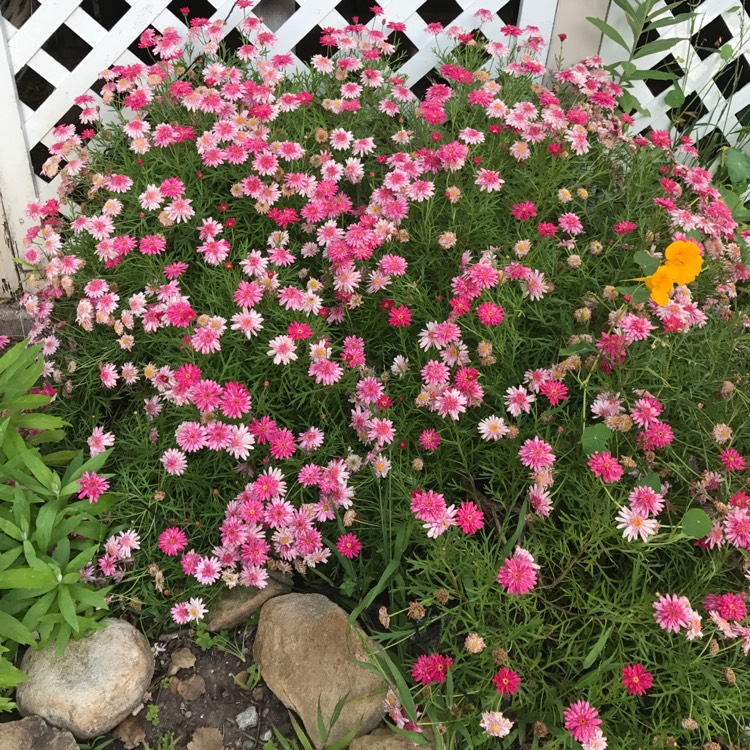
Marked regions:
[637,240,703,306]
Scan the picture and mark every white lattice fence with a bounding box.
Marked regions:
[0,0,560,296]
[602,0,750,149]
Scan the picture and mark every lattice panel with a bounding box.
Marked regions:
[0,0,557,205]
[601,0,750,155]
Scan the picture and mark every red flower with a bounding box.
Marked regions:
[621,663,653,696]
[492,667,521,695]
[336,533,362,559]
[388,305,412,327]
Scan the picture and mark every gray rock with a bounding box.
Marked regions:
[350,727,433,749]
[0,715,79,750]
[254,593,388,749]
[16,618,154,740]
[236,705,259,730]
[206,572,292,631]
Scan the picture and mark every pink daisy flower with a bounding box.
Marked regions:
[497,547,539,596]
[161,448,188,475]
[419,429,441,451]
[336,533,362,559]
[456,501,484,534]
[563,700,602,743]
[653,593,691,632]
[159,527,188,556]
[621,663,653,696]
[492,667,521,695]
[77,471,109,503]
[587,452,623,483]
[518,437,555,472]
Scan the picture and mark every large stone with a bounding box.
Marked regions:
[16,618,154,740]
[254,593,388,749]
[0,715,79,750]
[206,571,292,631]
[349,727,430,749]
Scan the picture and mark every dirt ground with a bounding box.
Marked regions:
[106,624,294,750]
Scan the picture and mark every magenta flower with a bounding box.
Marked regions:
[77,471,109,503]
[653,593,691,633]
[158,527,188,556]
[336,533,362,559]
[563,700,602,743]
[587,451,624,483]
[456,501,484,534]
[497,547,539,596]
[492,667,521,695]
[621,663,653,696]
[518,437,555,472]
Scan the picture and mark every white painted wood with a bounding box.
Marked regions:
[0,18,35,297]
[25,0,172,146]
[7,0,81,71]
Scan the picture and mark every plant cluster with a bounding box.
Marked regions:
[15,4,750,748]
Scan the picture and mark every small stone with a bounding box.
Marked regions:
[254,593,388,749]
[235,706,259,730]
[16,618,154,740]
[260,730,272,742]
[206,572,292,631]
[0,715,79,750]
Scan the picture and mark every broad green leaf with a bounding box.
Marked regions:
[581,424,612,455]
[633,250,660,275]
[0,567,56,589]
[55,622,72,658]
[0,517,23,542]
[12,414,68,431]
[2,394,52,410]
[664,87,685,108]
[0,656,27,688]
[615,285,651,304]
[645,11,696,30]
[57,586,80,632]
[629,69,678,81]
[0,342,38,377]
[20,447,54,488]
[586,17,630,52]
[726,147,750,184]
[582,624,613,668]
[33,504,59,554]
[634,37,685,59]
[69,584,110,611]
[638,473,662,493]
[22,540,49,574]
[618,90,640,115]
[682,508,713,539]
[0,610,35,646]
[52,537,70,567]
[21,589,56,628]
[720,43,733,62]
[0,548,22,572]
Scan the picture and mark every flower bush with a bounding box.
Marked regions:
[17,5,750,747]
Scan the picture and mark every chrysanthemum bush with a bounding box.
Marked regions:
[17,5,750,747]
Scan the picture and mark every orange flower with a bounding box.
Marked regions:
[663,240,703,284]
[643,265,675,306]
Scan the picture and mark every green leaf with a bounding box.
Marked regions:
[0,610,35,646]
[638,473,662,493]
[33,504,59,552]
[0,566,56,589]
[1,394,52,410]
[69,584,110,611]
[581,424,612,455]
[582,624,613,668]
[720,43,733,61]
[0,548,22,572]
[586,17,630,52]
[23,540,49,574]
[615,285,651,304]
[634,37,684,58]
[628,69,678,81]
[726,147,750,184]
[12,414,68,431]
[645,11,696,30]
[617,90,639,115]
[21,589,56,628]
[55,622,72,658]
[57,585,80,632]
[559,341,595,356]
[0,342,38,377]
[633,250,660,275]
[20,447,55,488]
[664,88,685,108]
[0,516,23,541]
[681,508,713,539]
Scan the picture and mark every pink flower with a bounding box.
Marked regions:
[492,667,521,695]
[336,533,362,559]
[497,547,539,596]
[171,602,191,624]
[159,527,188,556]
[195,556,221,584]
[558,212,584,235]
[476,302,505,326]
[411,653,452,685]
[621,663,653,696]
[88,426,115,456]
[653,593,691,632]
[220,382,251,419]
[456,501,484,534]
[724,507,750,548]
[505,385,535,417]
[511,201,537,221]
[175,422,207,452]
[563,700,601,743]
[100,364,119,389]
[161,448,188,475]
[518,437,555,472]
[587,452,623,483]
[419,429,441,451]
[388,305,412,327]
[77,471,109,503]
[475,168,504,192]
[720,447,746,472]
